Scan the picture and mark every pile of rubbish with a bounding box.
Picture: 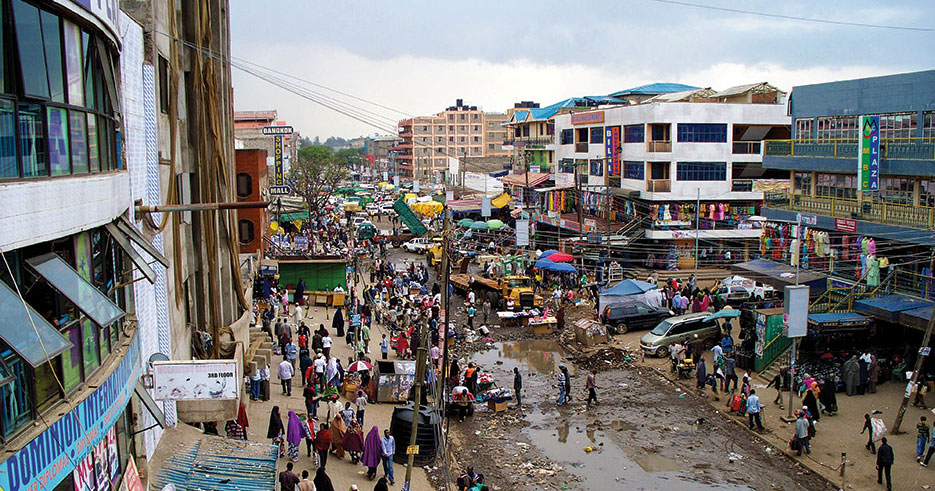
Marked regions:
[569,346,638,372]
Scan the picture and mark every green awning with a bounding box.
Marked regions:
[280,211,310,222]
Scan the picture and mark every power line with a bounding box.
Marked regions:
[645,0,935,32]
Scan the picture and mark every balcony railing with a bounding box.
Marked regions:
[575,142,589,153]
[769,192,935,230]
[731,179,754,192]
[647,140,672,152]
[765,138,935,160]
[732,141,761,154]
[646,179,671,192]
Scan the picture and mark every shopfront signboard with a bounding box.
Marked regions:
[834,218,858,233]
[152,360,240,401]
[859,115,880,192]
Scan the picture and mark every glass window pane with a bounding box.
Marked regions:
[63,20,83,106]
[12,0,49,98]
[80,318,99,373]
[0,0,6,94]
[33,359,62,412]
[83,32,96,110]
[18,102,47,177]
[100,117,111,170]
[0,100,16,179]
[0,352,32,436]
[0,281,72,367]
[47,107,70,176]
[40,11,64,103]
[69,110,88,173]
[26,253,126,328]
[61,325,82,391]
[87,112,99,172]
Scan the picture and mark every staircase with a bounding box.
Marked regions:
[757,344,793,383]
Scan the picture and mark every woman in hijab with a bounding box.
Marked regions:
[333,307,345,338]
[802,383,821,426]
[285,410,304,462]
[330,414,347,459]
[361,426,382,480]
[266,406,284,457]
[313,466,336,491]
[696,356,707,389]
[819,377,838,415]
[373,477,389,491]
[343,419,365,464]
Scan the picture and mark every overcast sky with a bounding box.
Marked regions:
[229,0,935,140]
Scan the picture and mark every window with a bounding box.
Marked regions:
[815,173,857,200]
[0,350,31,437]
[677,123,727,143]
[238,220,255,244]
[880,177,913,205]
[0,100,15,179]
[12,0,50,98]
[448,125,454,131]
[589,159,603,176]
[87,113,99,172]
[236,173,252,198]
[879,113,917,140]
[623,161,644,180]
[793,172,812,195]
[560,129,573,145]
[69,111,88,173]
[472,136,479,143]
[157,56,169,113]
[816,116,858,140]
[623,124,644,143]
[794,118,813,140]
[676,162,726,181]
[458,125,465,132]
[473,125,479,131]
[924,112,935,139]
[590,127,603,144]
[40,10,65,103]
[920,179,935,207]
[19,103,46,177]
[47,107,70,176]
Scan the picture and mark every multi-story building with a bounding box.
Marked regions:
[761,70,935,276]
[392,99,510,181]
[235,149,270,255]
[546,83,789,268]
[0,1,176,489]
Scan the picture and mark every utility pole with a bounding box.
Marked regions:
[787,212,803,420]
[693,188,700,275]
[575,162,585,273]
[892,310,934,433]
[403,312,429,490]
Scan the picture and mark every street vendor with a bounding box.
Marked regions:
[451,387,475,422]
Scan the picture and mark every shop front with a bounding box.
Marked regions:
[0,332,142,491]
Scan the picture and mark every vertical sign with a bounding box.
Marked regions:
[516,220,529,246]
[481,198,491,217]
[859,115,880,192]
[413,180,420,193]
[273,135,284,185]
[604,126,620,176]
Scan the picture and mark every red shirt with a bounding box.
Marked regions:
[313,430,331,450]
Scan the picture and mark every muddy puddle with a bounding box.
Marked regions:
[472,341,751,490]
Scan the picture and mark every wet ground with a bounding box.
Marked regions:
[385,246,833,490]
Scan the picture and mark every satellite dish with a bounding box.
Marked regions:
[148,353,169,371]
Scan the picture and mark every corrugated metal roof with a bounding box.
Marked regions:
[713,82,783,97]
[609,83,699,97]
[501,172,551,188]
[152,436,279,491]
[644,87,717,103]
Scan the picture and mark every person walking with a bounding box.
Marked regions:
[561,365,572,403]
[586,370,598,407]
[794,410,810,456]
[278,357,294,396]
[296,470,314,491]
[556,368,567,406]
[746,389,764,430]
[922,428,935,466]
[877,437,894,490]
[482,298,491,325]
[861,413,877,454]
[380,429,396,485]
[918,416,931,463]
[513,367,523,407]
[314,422,332,469]
[380,334,389,360]
[355,390,368,426]
[278,462,300,491]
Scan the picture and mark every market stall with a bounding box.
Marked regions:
[374,360,416,403]
[574,319,609,345]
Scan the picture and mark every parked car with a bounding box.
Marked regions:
[639,312,721,357]
[403,237,432,253]
[600,300,672,334]
[717,275,776,302]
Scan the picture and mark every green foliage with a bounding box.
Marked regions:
[289,145,348,212]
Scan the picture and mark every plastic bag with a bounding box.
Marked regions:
[871,418,887,442]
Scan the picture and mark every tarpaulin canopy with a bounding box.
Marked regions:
[534,258,555,269]
[730,259,826,294]
[548,252,574,263]
[491,193,511,208]
[539,249,559,259]
[547,262,577,273]
[486,219,504,229]
[601,279,656,296]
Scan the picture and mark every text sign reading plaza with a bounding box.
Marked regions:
[264,125,293,187]
[859,116,880,192]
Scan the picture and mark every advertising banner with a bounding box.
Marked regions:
[152,360,240,400]
[516,220,529,246]
[605,127,620,176]
[859,115,880,192]
[0,334,141,491]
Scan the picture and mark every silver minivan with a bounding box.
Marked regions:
[639,312,721,357]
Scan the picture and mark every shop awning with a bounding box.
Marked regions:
[0,281,72,367]
[501,172,550,188]
[105,222,156,284]
[730,259,827,294]
[115,216,169,268]
[134,381,167,429]
[26,253,126,328]
[491,193,511,209]
[807,312,872,331]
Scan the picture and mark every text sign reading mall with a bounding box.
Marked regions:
[0,335,141,491]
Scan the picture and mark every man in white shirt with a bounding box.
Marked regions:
[467,290,476,306]
[322,335,333,358]
[278,358,294,396]
[313,354,326,391]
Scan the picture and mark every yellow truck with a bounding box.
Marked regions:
[449,273,544,309]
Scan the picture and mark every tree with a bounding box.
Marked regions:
[289,145,348,212]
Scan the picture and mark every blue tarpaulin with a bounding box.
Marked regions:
[854,294,935,331]
[601,279,656,296]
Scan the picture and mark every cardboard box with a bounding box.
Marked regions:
[487,400,507,412]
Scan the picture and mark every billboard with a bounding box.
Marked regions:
[152,360,240,400]
[273,136,284,185]
[859,115,880,192]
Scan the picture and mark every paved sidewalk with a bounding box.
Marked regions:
[245,297,433,490]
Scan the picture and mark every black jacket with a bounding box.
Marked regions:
[877,443,894,466]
